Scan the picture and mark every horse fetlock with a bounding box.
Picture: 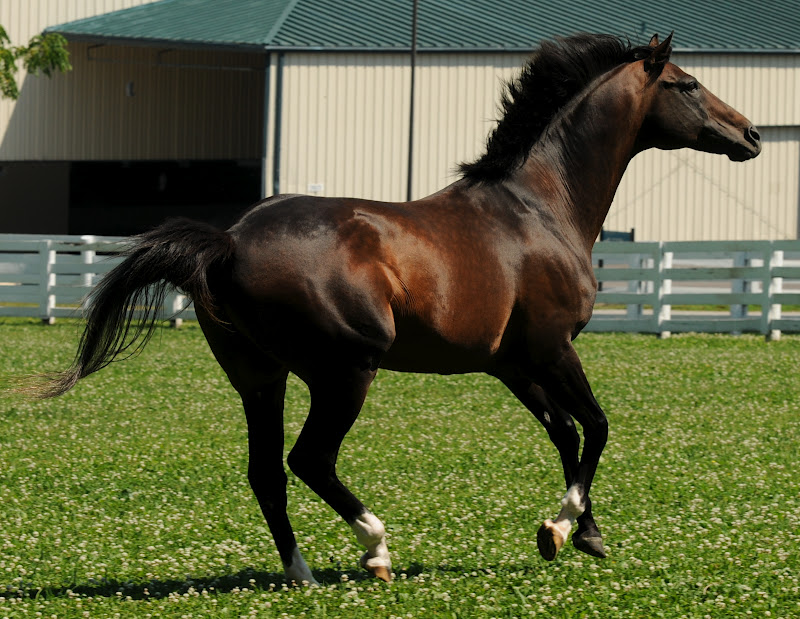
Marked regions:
[351,512,387,547]
[560,485,586,520]
[352,512,392,580]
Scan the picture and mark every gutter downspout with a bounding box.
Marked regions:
[261,53,271,198]
[272,52,285,196]
[406,0,418,202]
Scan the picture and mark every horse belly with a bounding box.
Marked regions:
[379,313,506,374]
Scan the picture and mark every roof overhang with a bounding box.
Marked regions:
[45,0,800,56]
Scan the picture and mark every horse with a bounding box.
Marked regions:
[25,32,761,584]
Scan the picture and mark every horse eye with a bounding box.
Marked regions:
[683,80,699,93]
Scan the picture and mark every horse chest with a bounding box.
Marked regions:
[519,253,596,326]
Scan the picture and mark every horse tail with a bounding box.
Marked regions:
[28,218,235,399]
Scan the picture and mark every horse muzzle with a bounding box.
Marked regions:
[727,125,762,162]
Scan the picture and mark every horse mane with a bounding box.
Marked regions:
[459,33,654,184]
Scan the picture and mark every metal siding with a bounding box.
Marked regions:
[1,0,264,161]
[1,42,265,160]
[277,53,798,240]
[280,53,411,201]
[0,0,162,156]
[607,127,800,240]
[673,53,800,127]
[412,54,524,198]
[279,53,525,200]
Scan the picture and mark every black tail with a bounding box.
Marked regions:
[28,218,234,399]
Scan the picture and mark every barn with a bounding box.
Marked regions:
[0,0,798,239]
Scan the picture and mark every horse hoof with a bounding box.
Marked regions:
[369,565,392,582]
[537,520,565,561]
[572,533,607,559]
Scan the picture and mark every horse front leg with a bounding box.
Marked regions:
[499,373,606,560]
[536,344,608,561]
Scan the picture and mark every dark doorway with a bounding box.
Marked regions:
[68,160,261,236]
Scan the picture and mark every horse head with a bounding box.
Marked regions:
[637,33,762,162]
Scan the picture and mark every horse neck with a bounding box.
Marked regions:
[518,65,647,250]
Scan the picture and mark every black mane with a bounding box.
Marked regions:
[459,33,653,184]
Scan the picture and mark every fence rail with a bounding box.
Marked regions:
[1,235,799,337]
[0,234,194,326]
[588,239,800,339]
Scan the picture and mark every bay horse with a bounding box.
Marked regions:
[27,33,761,584]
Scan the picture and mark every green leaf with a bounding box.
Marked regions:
[0,27,71,100]
[19,33,72,77]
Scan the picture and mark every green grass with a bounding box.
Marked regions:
[1,318,799,618]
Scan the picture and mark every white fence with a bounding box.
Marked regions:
[1,235,799,338]
[588,240,800,339]
[0,234,195,325]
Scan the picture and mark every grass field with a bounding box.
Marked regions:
[1,318,798,618]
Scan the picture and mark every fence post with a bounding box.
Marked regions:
[80,235,96,311]
[168,291,184,329]
[38,239,55,325]
[657,245,672,338]
[731,251,748,336]
[626,253,643,321]
[767,246,783,341]
[80,235,96,287]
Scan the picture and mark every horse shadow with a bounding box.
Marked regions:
[18,561,491,600]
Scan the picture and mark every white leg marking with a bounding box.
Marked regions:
[351,512,392,570]
[283,547,319,586]
[546,485,587,545]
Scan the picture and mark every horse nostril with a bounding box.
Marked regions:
[747,126,761,144]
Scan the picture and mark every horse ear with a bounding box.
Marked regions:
[649,33,660,47]
[644,31,673,78]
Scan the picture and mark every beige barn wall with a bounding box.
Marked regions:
[278,51,799,239]
[608,126,800,240]
[608,53,800,241]
[0,0,162,151]
[279,52,526,201]
[0,42,265,160]
[279,53,412,201]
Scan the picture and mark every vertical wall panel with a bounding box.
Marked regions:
[607,127,799,240]
[0,43,265,160]
[277,52,798,238]
[280,53,412,201]
[279,52,524,201]
[411,54,525,198]
[0,0,163,153]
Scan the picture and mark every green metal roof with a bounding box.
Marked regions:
[47,0,800,53]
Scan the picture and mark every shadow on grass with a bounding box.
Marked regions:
[14,560,522,600]
[14,566,382,601]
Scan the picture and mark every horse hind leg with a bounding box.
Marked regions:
[196,310,317,585]
[243,383,320,585]
[287,363,392,582]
